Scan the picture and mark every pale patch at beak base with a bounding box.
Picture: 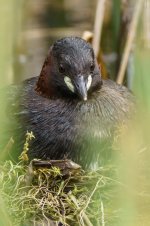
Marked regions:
[64,76,75,93]
[87,75,92,91]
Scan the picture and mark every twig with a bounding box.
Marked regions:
[69,193,93,226]
[80,177,103,225]
[143,0,150,48]
[101,200,105,226]
[116,0,144,85]
[81,177,103,213]
[92,0,106,57]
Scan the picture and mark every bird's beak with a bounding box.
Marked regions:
[75,76,87,101]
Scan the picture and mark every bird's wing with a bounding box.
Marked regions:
[0,77,38,159]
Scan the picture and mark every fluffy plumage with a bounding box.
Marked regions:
[1,37,134,168]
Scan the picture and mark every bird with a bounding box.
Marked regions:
[1,37,134,168]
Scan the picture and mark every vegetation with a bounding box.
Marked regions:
[0,0,150,225]
[0,133,117,226]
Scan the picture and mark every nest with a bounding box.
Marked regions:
[0,133,118,226]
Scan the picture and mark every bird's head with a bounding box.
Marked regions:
[36,37,102,101]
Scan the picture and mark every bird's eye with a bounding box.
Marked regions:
[59,65,65,73]
[90,63,95,72]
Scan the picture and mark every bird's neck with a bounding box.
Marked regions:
[35,55,56,98]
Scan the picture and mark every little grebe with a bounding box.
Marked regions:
[2,37,134,168]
